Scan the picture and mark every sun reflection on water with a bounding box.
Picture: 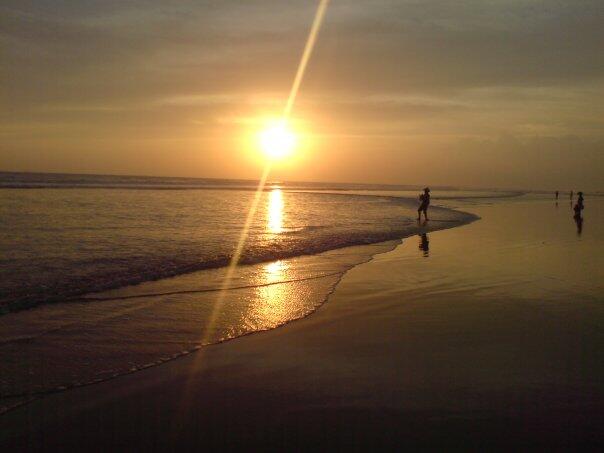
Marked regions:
[250,260,293,327]
[264,259,289,282]
[267,188,284,233]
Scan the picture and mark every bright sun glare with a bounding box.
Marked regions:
[258,121,296,160]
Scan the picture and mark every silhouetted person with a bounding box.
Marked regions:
[555,190,559,200]
[573,202,582,216]
[417,187,430,221]
[577,191,584,209]
[570,190,574,200]
[418,233,430,257]
[574,213,583,235]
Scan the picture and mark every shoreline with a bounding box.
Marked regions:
[0,204,477,416]
[0,192,476,316]
[2,198,603,448]
[0,241,399,416]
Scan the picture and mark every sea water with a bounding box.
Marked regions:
[0,172,481,311]
[0,172,479,412]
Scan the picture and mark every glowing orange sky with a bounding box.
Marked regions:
[1,0,604,190]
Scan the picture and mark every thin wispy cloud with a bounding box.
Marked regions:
[1,0,603,189]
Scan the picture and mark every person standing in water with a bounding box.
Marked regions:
[555,190,559,200]
[573,192,584,219]
[418,187,430,221]
[570,190,574,200]
[577,191,584,210]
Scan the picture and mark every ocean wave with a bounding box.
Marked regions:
[2,209,476,314]
[1,182,478,314]
[0,186,479,414]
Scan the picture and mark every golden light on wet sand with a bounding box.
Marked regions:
[179,0,329,417]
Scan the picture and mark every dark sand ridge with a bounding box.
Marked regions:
[2,197,603,449]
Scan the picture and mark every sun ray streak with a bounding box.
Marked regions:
[175,1,330,421]
[201,0,330,344]
[198,164,271,344]
[283,0,329,120]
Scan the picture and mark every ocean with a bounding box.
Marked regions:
[0,171,488,411]
[0,172,483,312]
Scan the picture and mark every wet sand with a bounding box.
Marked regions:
[2,197,603,449]
[0,202,470,413]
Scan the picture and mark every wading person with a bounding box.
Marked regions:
[418,187,430,221]
[573,191,584,223]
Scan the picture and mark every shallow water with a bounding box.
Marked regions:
[0,174,479,412]
[0,181,472,312]
[0,242,397,410]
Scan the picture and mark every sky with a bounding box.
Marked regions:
[1,0,603,190]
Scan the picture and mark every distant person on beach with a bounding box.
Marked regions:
[577,191,584,209]
[555,191,559,200]
[574,214,583,234]
[573,203,582,217]
[418,187,430,221]
[573,192,584,234]
[570,190,574,200]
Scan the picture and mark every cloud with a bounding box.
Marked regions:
[305,0,604,93]
[1,0,603,189]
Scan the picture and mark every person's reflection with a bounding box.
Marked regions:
[418,233,430,257]
[574,213,583,235]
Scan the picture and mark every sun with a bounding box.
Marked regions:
[258,121,297,160]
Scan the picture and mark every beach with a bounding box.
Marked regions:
[2,195,603,449]
[0,175,477,411]
[4,0,604,449]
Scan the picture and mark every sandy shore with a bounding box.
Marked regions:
[2,197,603,450]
